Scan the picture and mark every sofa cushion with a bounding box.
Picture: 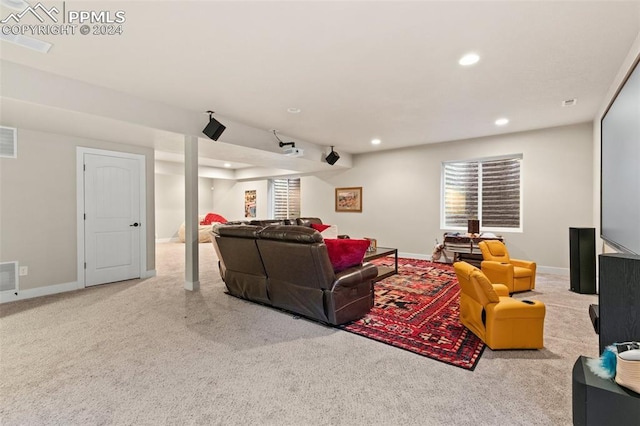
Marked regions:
[311,223,331,232]
[310,223,339,239]
[320,225,339,240]
[250,219,286,226]
[325,238,370,272]
[259,225,324,243]
[296,217,323,227]
[216,224,262,238]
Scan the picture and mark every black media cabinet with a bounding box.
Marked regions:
[572,356,640,425]
[572,253,640,424]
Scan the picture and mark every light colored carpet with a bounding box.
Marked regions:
[0,242,599,425]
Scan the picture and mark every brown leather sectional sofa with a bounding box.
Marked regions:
[211,223,378,325]
[225,216,322,228]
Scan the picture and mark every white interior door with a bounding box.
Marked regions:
[84,153,142,286]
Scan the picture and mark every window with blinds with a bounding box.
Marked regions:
[271,178,301,220]
[442,155,522,230]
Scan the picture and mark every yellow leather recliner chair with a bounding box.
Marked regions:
[454,261,545,350]
[478,240,536,293]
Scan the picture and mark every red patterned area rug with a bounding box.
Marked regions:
[340,258,485,370]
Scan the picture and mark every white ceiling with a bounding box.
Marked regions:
[1,1,639,169]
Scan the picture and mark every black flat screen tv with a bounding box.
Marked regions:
[600,54,640,255]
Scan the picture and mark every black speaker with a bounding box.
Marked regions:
[203,117,226,141]
[569,227,596,294]
[325,150,340,165]
[467,219,479,234]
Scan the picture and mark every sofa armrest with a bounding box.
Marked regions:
[332,262,378,290]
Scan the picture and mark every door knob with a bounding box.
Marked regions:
[130,222,140,227]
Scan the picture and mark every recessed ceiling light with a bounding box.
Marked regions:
[224,163,231,168]
[459,53,480,66]
[495,118,509,126]
[371,138,381,145]
[287,107,301,114]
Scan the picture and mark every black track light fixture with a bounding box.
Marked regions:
[325,146,340,165]
[202,110,226,141]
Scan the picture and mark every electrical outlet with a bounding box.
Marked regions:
[19,266,28,276]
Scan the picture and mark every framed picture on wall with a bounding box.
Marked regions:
[335,187,362,212]
[244,190,256,217]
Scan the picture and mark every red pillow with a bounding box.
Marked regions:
[311,223,331,232]
[324,239,370,272]
[200,213,228,225]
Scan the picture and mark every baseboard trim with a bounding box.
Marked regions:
[0,280,81,304]
[399,252,431,260]
[538,266,569,276]
[143,269,157,278]
[184,280,200,291]
[0,269,157,304]
[399,252,569,276]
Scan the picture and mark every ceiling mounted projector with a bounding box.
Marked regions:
[283,147,304,157]
[273,129,303,157]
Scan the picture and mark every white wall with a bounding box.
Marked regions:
[0,129,156,292]
[212,179,269,221]
[154,172,215,240]
[304,123,594,271]
[316,123,593,272]
[301,175,339,221]
[215,123,594,271]
[0,119,596,300]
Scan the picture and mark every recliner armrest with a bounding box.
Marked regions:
[492,284,510,297]
[481,260,515,287]
[481,260,513,271]
[332,262,378,290]
[488,298,545,320]
[510,259,536,270]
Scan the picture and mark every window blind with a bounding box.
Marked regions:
[443,156,521,230]
[443,162,478,228]
[481,158,520,228]
[272,178,301,220]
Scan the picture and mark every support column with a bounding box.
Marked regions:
[184,135,200,291]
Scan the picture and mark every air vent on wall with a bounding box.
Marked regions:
[0,262,18,292]
[0,126,17,158]
[562,99,577,107]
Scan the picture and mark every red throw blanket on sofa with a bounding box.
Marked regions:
[200,213,227,225]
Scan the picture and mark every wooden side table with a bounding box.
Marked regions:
[443,233,503,268]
